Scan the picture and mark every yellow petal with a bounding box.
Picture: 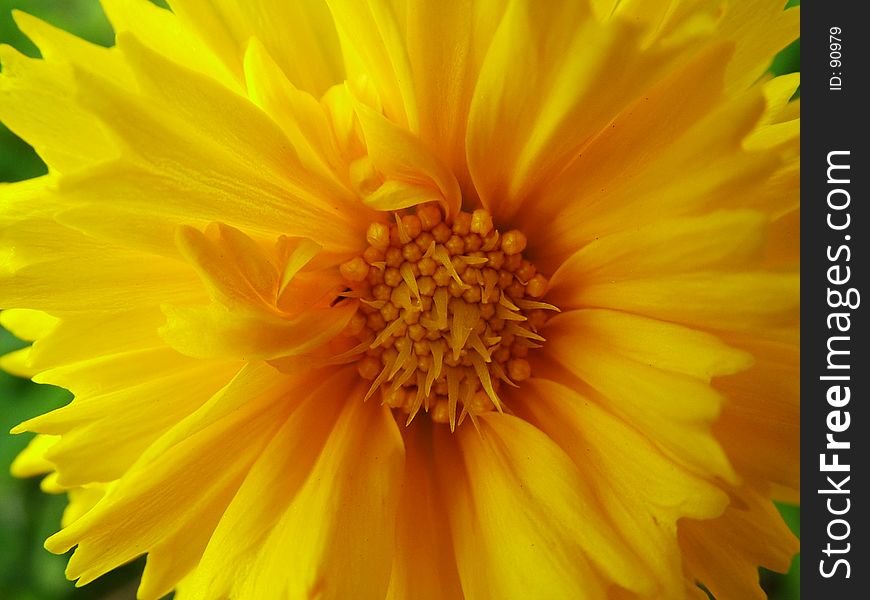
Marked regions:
[11,10,131,83]
[0,308,58,342]
[403,0,507,197]
[0,175,59,224]
[590,0,721,42]
[386,424,463,600]
[163,224,355,360]
[61,486,106,528]
[0,347,35,378]
[548,210,769,305]
[754,152,799,221]
[159,0,246,81]
[58,34,364,255]
[44,363,302,587]
[0,42,116,172]
[41,360,239,486]
[181,368,355,599]
[160,302,355,361]
[352,97,461,215]
[101,0,239,92]
[543,315,737,481]
[236,384,404,600]
[436,413,653,599]
[756,73,801,129]
[546,309,753,381]
[136,366,350,600]
[325,0,417,130]
[17,308,166,372]
[21,348,217,413]
[518,47,773,262]
[467,1,714,222]
[764,207,800,268]
[1,245,199,312]
[10,433,59,477]
[174,224,279,309]
[353,175,447,213]
[572,271,799,336]
[14,349,239,441]
[169,0,344,96]
[714,336,800,496]
[243,39,352,191]
[518,378,729,598]
[679,487,799,600]
[137,482,239,600]
[719,2,799,93]
[745,116,799,152]
[1,194,112,272]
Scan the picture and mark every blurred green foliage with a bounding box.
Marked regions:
[0,1,801,599]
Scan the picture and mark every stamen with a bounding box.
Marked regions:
[340,203,554,428]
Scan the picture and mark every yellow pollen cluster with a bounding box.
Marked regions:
[340,204,558,430]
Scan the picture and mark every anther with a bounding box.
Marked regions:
[358,356,381,380]
[417,203,442,231]
[471,209,494,236]
[366,222,390,251]
[501,230,527,255]
[340,256,369,282]
[507,358,531,382]
[452,212,472,235]
[525,274,549,298]
[341,206,554,427]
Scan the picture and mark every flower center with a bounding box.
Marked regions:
[339,204,557,430]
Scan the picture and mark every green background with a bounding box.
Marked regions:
[0,1,800,598]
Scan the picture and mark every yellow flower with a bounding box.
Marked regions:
[1,1,799,599]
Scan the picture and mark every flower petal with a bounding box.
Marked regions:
[0,41,116,173]
[1,236,200,311]
[714,336,800,497]
[466,0,714,222]
[436,413,653,599]
[352,97,462,215]
[160,302,355,361]
[517,45,774,263]
[546,309,753,381]
[719,2,799,93]
[542,312,737,481]
[0,10,137,172]
[386,424,463,600]
[169,0,344,96]
[39,359,239,486]
[9,433,59,478]
[0,308,58,342]
[325,0,417,130]
[571,271,799,336]
[546,210,798,337]
[178,368,354,599]
[243,39,353,191]
[54,34,365,255]
[517,378,729,598]
[101,0,239,92]
[548,210,769,301]
[12,308,165,372]
[236,385,405,600]
[679,487,799,600]
[161,224,356,361]
[43,363,304,587]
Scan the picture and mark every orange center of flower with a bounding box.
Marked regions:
[339,204,557,430]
